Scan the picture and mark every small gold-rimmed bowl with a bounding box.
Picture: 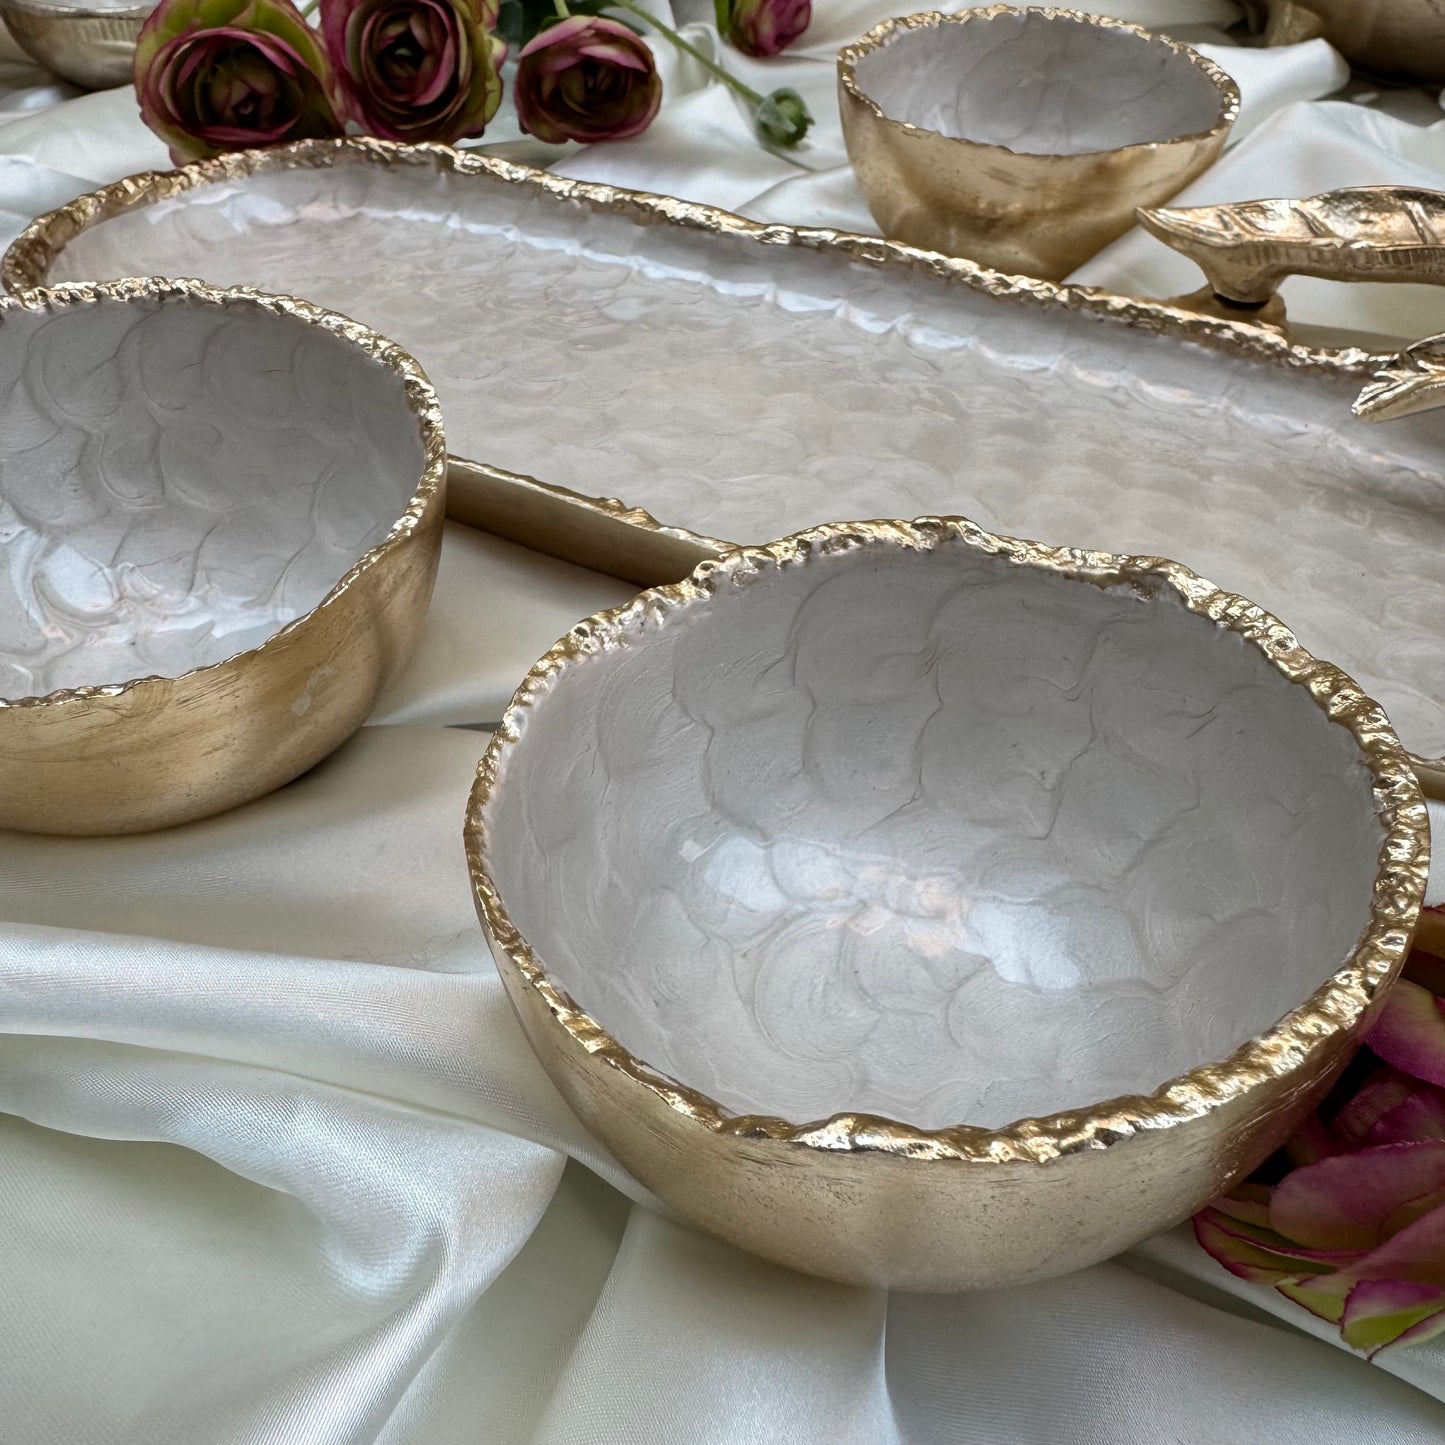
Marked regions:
[0,0,150,90]
[0,280,445,835]
[839,7,1240,281]
[467,518,1428,1291]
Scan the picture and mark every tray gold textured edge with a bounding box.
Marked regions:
[7,137,1442,795]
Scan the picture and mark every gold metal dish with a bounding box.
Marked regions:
[466,517,1429,1290]
[0,280,445,835]
[838,8,1239,281]
[1142,186,1445,420]
[9,142,1445,796]
[0,0,149,90]
[1244,0,1445,86]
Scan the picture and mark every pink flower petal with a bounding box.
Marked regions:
[1284,1114,1338,1165]
[1335,1066,1445,1149]
[1194,1207,1361,1285]
[1403,947,1445,995]
[1212,1183,1273,1229]
[1269,1141,1445,1249]
[1278,1271,1354,1324]
[1332,1067,1426,1148]
[1368,979,1445,1088]
[1283,1201,1445,1333]
[574,40,650,70]
[517,13,590,56]
[1341,1278,1445,1357]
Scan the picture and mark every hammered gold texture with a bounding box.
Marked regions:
[0,281,446,834]
[1359,336,1445,422]
[837,8,1239,281]
[1141,187,1445,306]
[465,519,1430,1290]
[10,141,1445,787]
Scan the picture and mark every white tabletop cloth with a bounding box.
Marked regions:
[3,4,1445,1441]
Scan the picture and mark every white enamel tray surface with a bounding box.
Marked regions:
[16,143,1445,774]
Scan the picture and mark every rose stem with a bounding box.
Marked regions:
[609,0,769,109]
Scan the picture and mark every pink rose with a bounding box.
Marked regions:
[513,15,661,146]
[320,0,504,144]
[1196,958,1445,1355]
[718,0,810,59]
[135,0,345,164]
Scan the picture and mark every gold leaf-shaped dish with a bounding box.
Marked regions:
[1140,186,1445,305]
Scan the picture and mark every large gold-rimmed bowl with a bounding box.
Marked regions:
[466,518,1428,1291]
[839,7,1240,280]
[0,280,445,835]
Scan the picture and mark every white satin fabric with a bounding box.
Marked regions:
[3,5,1445,1441]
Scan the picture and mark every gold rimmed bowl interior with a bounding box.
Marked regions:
[0,280,446,835]
[466,517,1428,1291]
[839,7,1240,281]
[0,0,151,90]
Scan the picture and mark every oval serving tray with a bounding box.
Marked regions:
[7,138,1445,788]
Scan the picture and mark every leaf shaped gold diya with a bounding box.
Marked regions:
[1142,186,1445,424]
[1140,187,1445,307]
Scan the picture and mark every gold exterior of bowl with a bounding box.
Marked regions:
[1248,0,1445,84]
[838,8,1240,282]
[0,0,148,90]
[0,281,446,836]
[466,518,1430,1292]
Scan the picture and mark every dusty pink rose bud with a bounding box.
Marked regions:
[134,0,345,164]
[718,0,810,58]
[320,0,504,145]
[1195,964,1445,1356]
[513,15,661,145]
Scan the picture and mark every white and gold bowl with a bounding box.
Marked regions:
[466,518,1428,1291]
[0,280,445,834]
[839,7,1239,280]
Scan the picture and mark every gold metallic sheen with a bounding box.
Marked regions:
[838,9,1240,282]
[0,138,1389,387]
[10,142,1441,792]
[0,0,148,90]
[1141,187,1445,424]
[466,518,1430,1291]
[0,280,446,835]
[1140,187,1445,307]
[1246,0,1445,85]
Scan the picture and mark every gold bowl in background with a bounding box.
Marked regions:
[839,7,1240,281]
[0,0,150,90]
[0,280,445,835]
[467,518,1428,1291]
[1246,0,1445,85]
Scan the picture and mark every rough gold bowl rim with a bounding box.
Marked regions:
[838,6,1242,162]
[465,517,1430,1166]
[0,278,447,711]
[9,139,1439,784]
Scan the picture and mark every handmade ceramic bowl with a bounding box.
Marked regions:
[1246,0,1445,85]
[467,518,1428,1291]
[838,7,1240,280]
[0,0,150,90]
[0,281,445,834]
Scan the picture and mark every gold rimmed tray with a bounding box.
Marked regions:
[6,137,1445,792]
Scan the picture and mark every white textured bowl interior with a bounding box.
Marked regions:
[0,296,424,698]
[854,13,1226,154]
[487,537,1385,1131]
